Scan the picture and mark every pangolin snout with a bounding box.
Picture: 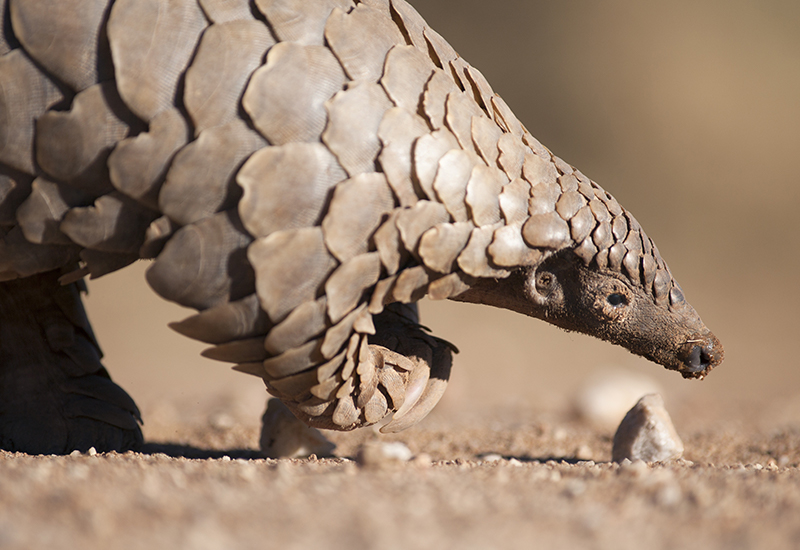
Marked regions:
[680,332,723,379]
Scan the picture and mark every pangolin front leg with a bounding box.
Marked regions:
[262,303,453,433]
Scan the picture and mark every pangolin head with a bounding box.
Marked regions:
[518,248,723,379]
[453,178,723,379]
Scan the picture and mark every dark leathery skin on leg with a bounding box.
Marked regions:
[0,269,142,454]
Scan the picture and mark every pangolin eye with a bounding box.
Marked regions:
[607,293,627,307]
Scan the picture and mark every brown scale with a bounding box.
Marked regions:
[183,20,276,136]
[325,4,405,82]
[242,42,347,145]
[431,149,475,223]
[322,81,393,177]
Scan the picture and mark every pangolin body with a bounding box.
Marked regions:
[0,0,723,453]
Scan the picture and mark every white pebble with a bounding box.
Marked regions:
[612,394,683,463]
[479,453,504,463]
[574,369,662,429]
[356,441,413,469]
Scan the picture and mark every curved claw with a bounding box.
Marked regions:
[382,361,429,430]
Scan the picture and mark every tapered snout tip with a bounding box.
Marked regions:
[679,332,723,379]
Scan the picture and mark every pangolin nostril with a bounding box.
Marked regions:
[685,345,708,372]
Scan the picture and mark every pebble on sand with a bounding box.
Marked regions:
[612,394,684,463]
[260,398,336,458]
[574,369,662,430]
[356,441,413,469]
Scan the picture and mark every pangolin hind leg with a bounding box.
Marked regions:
[0,269,142,454]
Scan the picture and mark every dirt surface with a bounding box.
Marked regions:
[3,405,800,550]
[4,0,800,548]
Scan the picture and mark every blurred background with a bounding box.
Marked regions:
[83,0,800,440]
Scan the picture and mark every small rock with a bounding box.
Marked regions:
[260,398,336,459]
[479,453,504,463]
[356,441,413,469]
[612,394,683,463]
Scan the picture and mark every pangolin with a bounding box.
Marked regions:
[0,0,723,454]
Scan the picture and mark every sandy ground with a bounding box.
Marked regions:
[3,0,800,548]
[2,403,800,550]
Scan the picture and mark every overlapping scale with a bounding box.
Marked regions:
[0,50,65,174]
[9,0,113,91]
[431,149,474,223]
[36,81,138,193]
[414,128,460,201]
[264,296,327,356]
[16,178,91,245]
[0,167,32,226]
[418,222,473,273]
[324,253,381,323]
[60,192,158,253]
[160,119,267,226]
[322,81,392,176]
[248,226,337,322]
[254,0,353,46]
[184,19,275,135]
[423,69,460,130]
[321,172,395,263]
[147,210,255,310]
[377,107,430,207]
[109,108,190,210]
[107,0,208,122]
[389,0,428,52]
[325,4,405,82]
[243,41,346,145]
[380,45,435,113]
[465,164,506,227]
[457,223,510,278]
[237,142,346,238]
[170,294,272,345]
